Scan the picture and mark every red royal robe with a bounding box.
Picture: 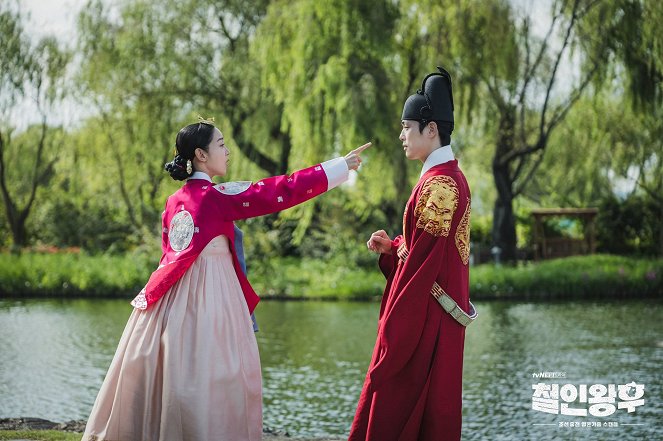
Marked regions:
[349,160,471,441]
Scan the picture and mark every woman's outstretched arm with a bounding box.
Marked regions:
[211,143,371,221]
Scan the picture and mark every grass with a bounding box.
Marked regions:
[0,431,81,440]
[469,254,662,299]
[248,256,385,300]
[0,251,151,298]
[0,251,660,301]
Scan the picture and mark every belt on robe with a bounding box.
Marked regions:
[397,242,478,327]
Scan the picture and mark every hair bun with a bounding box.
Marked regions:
[164,154,191,181]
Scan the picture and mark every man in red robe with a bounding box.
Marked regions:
[349,67,476,441]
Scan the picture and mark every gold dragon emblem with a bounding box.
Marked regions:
[455,198,471,265]
[414,176,459,237]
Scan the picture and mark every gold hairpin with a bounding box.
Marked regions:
[197,115,215,125]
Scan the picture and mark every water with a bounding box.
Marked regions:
[0,298,661,440]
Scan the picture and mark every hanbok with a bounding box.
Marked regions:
[83,236,261,441]
[83,158,349,441]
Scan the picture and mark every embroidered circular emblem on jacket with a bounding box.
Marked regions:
[169,210,195,251]
[415,176,459,237]
[455,198,471,265]
[216,181,252,195]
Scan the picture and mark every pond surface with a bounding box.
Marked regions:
[0,298,661,440]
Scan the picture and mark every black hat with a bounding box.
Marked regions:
[401,66,454,128]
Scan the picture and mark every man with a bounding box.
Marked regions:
[349,67,476,441]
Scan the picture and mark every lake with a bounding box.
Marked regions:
[0,298,661,440]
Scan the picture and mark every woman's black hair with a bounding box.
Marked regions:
[164,122,215,181]
[418,120,452,147]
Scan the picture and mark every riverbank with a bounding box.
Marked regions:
[0,418,343,440]
[0,252,660,300]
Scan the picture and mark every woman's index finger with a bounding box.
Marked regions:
[354,142,372,154]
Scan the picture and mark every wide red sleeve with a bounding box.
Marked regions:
[377,235,404,278]
[369,175,462,387]
[211,158,348,221]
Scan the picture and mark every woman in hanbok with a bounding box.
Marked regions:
[82,118,370,441]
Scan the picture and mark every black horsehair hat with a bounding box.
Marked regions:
[401,66,454,131]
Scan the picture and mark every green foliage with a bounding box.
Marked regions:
[1,251,659,301]
[577,0,663,111]
[255,0,398,163]
[0,3,34,109]
[249,256,385,299]
[0,0,661,259]
[75,0,186,232]
[254,0,412,232]
[525,97,611,207]
[597,194,662,256]
[530,92,661,204]
[0,2,70,249]
[470,254,662,299]
[0,125,62,211]
[526,90,662,256]
[470,215,492,248]
[0,251,153,297]
[29,199,133,252]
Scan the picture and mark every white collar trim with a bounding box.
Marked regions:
[420,145,454,177]
[188,171,212,182]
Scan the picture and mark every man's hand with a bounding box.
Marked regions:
[367,230,392,254]
[344,142,372,171]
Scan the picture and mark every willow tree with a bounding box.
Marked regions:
[521,0,663,255]
[252,0,408,233]
[0,5,69,249]
[77,0,197,234]
[579,0,663,255]
[76,0,314,239]
[524,96,616,208]
[395,0,621,261]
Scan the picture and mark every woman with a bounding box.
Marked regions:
[82,118,370,441]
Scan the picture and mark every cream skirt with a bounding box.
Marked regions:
[82,235,262,441]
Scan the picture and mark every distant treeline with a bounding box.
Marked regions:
[1,0,661,262]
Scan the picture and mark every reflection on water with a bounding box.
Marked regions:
[0,298,661,440]
[256,302,378,436]
[462,301,663,441]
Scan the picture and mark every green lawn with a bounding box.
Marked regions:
[0,251,660,300]
[469,253,662,299]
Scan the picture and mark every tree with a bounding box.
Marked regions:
[524,96,616,208]
[76,1,191,235]
[396,0,625,261]
[75,0,408,248]
[0,4,69,249]
[580,0,663,255]
[75,0,307,239]
[67,0,661,258]
[527,0,663,256]
[253,0,408,234]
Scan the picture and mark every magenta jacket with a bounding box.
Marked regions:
[131,158,349,312]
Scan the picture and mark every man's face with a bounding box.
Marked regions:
[399,120,429,161]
